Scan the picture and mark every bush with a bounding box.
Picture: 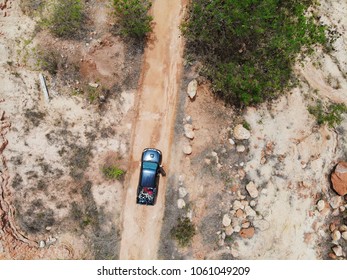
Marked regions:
[171,217,196,247]
[102,165,125,180]
[182,0,326,106]
[113,0,153,39]
[46,0,84,38]
[308,101,347,128]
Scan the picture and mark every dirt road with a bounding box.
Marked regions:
[119,0,185,259]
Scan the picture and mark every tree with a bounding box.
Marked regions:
[113,0,153,39]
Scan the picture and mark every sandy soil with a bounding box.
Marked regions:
[0,0,140,259]
[118,0,186,260]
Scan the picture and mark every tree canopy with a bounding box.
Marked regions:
[182,0,326,106]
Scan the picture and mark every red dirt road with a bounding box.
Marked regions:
[119,0,186,259]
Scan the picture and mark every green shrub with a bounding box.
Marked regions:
[46,0,84,38]
[113,0,153,39]
[102,166,125,180]
[308,101,347,128]
[182,0,326,106]
[171,217,196,247]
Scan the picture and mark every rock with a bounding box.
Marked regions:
[246,181,259,198]
[186,209,193,221]
[330,196,342,209]
[225,225,234,236]
[250,200,256,207]
[217,163,223,169]
[342,231,347,241]
[39,240,45,248]
[211,151,218,157]
[223,214,232,227]
[235,209,244,218]
[239,227,255,239]
[339,225,347,232]
[331,162,347,196]
[236,145,246,153]
[178,174,185,185]
[221,232,226,240]
[185,115,192,123]
[184,124,194,139]
[233,225,241,233]
[233,200,244,210]
[187,79,198,99]
[317,200,325,212]
[45,226,52,231]
[230,248,239,258]
[228,138,235,145]
[233,124,251,140]
[332,245,343,257]
[204,158,211,165]
[253,219,270,231]
[179,187,187,198]
[244,206,257,217]
[183,145,192,155]
[177,199,186,209]
[331,230,341,241]
[218,239,225,247]
[88,82,99,88]
[241,221,250,228]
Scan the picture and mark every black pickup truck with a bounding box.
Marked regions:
[136,148,163,206]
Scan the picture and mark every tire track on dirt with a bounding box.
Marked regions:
[119,0,186,260]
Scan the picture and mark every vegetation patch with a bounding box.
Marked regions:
[171,217,196,247]
[113,0,153,39]
[308,101,347,128]
[102,165,125,180]
[43,0,85,38]
[182,0,326,106]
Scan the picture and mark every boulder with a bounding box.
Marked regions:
[236,145,246,153]
[177,199,186,209]
[244,205,256,217]
[253,219,270,231]
[184,124,194,139]
[183,145,192,155]
[342,231,347,241]
[331,162,347,196]
[222,214,232,227]
[317,200,325,212]
[225,225,234,236]
[179,187,187,198]
[187,79,198,99]
[332,245,343,257]
[228,138,235,145]
[39,241,45,248]
[239,227,255,239]
[233,124,251,140]
[233,200,244,210]
[246,181,259,198]
[330,196,342,209]
[331,230,341,241]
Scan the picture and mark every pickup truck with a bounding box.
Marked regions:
[136,148,163,206]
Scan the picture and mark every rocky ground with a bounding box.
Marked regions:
[159,0,347,260]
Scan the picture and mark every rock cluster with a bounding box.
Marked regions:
[329,221,347,259]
